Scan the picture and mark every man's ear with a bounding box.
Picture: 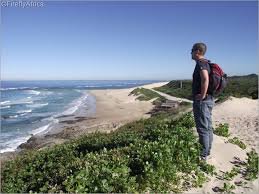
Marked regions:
[196,50,202,56]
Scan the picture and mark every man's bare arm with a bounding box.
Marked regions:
[200,69,209,99]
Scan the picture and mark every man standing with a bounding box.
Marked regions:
[191,42,214,161]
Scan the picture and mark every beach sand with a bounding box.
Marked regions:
[213,97,259,152]
[45,81,169,140]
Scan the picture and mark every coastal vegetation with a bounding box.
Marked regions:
[214,124,247,149]
[1,113,216,193]
[214,149,259,193]
[221,149,259,182]
[228,137,247,150]
[213,123,230,137]
[219,182,236,194]
[129,87,166,104]
[223,167,240,181]
[129,87,192,115]
[154,80,193,100]
[244,149,259,181]
[154,74,258,101]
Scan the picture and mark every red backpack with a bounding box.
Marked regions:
[208,62,227,96]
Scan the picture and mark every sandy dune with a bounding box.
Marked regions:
[188,97,259,194]
[213,97,259,152]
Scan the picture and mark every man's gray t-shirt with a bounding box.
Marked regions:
[192,59,211,99]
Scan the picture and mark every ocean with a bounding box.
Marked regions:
[0,80,161,153]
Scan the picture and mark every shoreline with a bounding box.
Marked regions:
[0,82,169,162]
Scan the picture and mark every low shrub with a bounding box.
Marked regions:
[244,149,259,181]
[213,123,230,137]
[223,167,240,181]
[228,137,246,150]
[129,88,163,101]
[1,113,214,193]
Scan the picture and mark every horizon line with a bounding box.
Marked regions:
[1,73,258,81]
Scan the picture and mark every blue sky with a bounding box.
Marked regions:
[1,1,258,80]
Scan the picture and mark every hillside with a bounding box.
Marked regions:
[154,74,258,101]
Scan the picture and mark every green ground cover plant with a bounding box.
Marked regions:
[221,182,236,194]
[129,87,166,102]
[223,167,240,181]
[244,149,259,181]
[213,123,230,137]
[228,137,247,150]
[1,113,215,193]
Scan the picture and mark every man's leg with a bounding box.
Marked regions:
[207,100,214,156]
[196,127,210,158]
[193,100,212,159]
[207,130,213,155]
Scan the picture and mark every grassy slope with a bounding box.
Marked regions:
[154,74,258,101]
[130,87,166,101]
